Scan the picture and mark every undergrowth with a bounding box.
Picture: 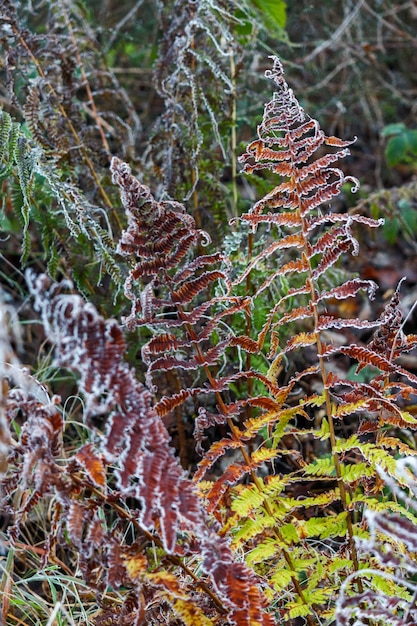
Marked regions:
[1,2,417,625]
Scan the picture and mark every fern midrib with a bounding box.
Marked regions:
[173,301,317,623]
[296,177,363,591]
[65,467,229,614]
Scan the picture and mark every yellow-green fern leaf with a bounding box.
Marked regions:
[300,511,348,540]
[233,510,279,545]
[244,405,302,438]
[231,483,268,518]
[287,601,314,620]
[172,599,216,625]
[271,568,294,593]
[279,522,299,544]
[246,537,280,566]
[353,495,417,526]
[304,455,336,477]
[285,489,337,512]
[340,462,375,483]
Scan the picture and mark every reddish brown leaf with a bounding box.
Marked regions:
[74,443,106,489]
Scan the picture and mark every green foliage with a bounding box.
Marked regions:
[0,111,35,261]
[382,123,417,168]
[249,0,287,34]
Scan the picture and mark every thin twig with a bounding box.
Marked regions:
[301,0,366,64]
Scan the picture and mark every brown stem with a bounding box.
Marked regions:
[175,303,317,624]
[69,472,227,614]
[298,201,363,593]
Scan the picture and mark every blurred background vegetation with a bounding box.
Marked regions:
[2,0,416,277]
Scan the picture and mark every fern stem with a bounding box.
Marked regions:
[244,230,254,445]
[230,49,238,219]
[300,223,363,589]
[168,369,189,469]
[68,472,228,614]
[176,307,317,624]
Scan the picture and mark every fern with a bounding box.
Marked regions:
[110,156,256,468]
[153,0,236,202]
[0,111,35,262]
[201,55,417,622]
[0,271,277,625]
[2,11,417,619]
[108,53,417,621]
[336,458,417,625]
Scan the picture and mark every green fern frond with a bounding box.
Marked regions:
[335,437,400,480]
[287,599,315,620]
[297,511,348,540]
[270,568,294,593]
[243,404,304,438]
[232,510,283,546]
[340,462,375,483]
[96,245,123,286]
[304,456,337,477]
[246,537,280,567]
[279,522,299,544]
[0,110,13,164]
[352,496,417,526]
[284,490,338,513]
[231,483,270,518]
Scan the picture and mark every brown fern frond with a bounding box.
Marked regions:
[327,344,394,373]
[74,444,107,490]
[238,211,302,229]
[111,157,254,444]
[202,540,275,626]
[317,316,381,331]
[155,369,256,418]
[283,331,318,353]
[308,222,355,257]
[66,501,86,549]
[155,387,205,417]
[307,212,384,232]
[312,239,355,279]
[1,387,66,548]
[173,251,229,283]
[233,258,309,300]
[229,335,260,353]
[194,438,246,483]
[172,271,228,303]
[233,233,304,286]
[205,453,275,516]
[273,303,314,327]
[317,279,378,302]
[147,342,229,376]
[364,279,407,361]
[25,272,273,623]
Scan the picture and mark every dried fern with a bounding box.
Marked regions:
[4,271,274,625]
